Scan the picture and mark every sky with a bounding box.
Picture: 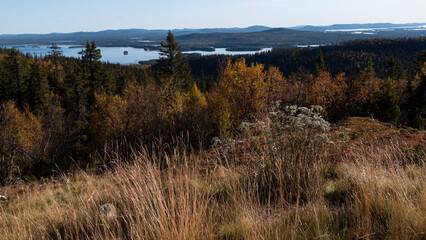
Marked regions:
[1,0,426,34]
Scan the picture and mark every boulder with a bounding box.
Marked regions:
[99,203,117,219]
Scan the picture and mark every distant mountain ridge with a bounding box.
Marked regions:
[0,26,272,41]
[0,23,425,51]
[290,23,426,32]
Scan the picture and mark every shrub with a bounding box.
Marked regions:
[0,101,43,180]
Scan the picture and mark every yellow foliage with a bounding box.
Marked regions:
[159,77,187,116]
[91,92,127,144]
[265,66,288,103]
[168,90,186,115]
[207,91,232,136]
[214,58,268,129]
[187,83,207,108]
[0,101,43,178]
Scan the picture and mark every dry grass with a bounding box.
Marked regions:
[0,117,425,239]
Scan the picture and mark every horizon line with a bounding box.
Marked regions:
[1,22,426,36]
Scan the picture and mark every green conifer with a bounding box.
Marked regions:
[157,31,192,92]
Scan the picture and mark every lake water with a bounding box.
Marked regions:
[0,44,272,65]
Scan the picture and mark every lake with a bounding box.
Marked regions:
[0,44,272,65]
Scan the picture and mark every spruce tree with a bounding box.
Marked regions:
[78,41,110,95]
[1,48,29,107]
[384,55,404,80]
[376,78,401,125]
[48,43,63,69]
[157,31,192,92]
[363,58,375,77]
[27,61,49,112]
[314,49,327,77]
[79,41,101,64]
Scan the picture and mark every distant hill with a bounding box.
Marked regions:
[1,24,425,51]
[0,26,271,47]
[290,23,426,32]
[178,25,271,34]
[175,26,426,51]
[175,28,365,51]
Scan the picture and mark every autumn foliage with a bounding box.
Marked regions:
[0,101,43,179]
[0,42,425,180]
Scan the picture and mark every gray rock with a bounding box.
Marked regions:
[223,138,234,145]
[211,137,221,147]
[99,203,117,219]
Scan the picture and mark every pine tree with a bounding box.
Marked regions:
[314,49,327,77]
[384,55,404,80]
[48,43,63,69]
[61,61,90,158]
[363,58,375,77]
[78,41,112,95]
[79,41,101,64]
[376,78,401,125]
[157,31,192,92]
[27,60,49,112]
[0,48,30,107]
[49,43,63,58]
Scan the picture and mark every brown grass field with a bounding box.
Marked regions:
[1,117,425,239]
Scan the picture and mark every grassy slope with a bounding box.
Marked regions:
[0,117,425,239]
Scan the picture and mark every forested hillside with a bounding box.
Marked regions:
[188,37,426,80]
[1,32,425,240]
[1,36,425,180]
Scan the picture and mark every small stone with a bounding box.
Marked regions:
[0,195,6,200]
[99,203,117,219]
[211,137,221,147]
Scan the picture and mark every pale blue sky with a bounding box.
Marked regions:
[1,0,425,34]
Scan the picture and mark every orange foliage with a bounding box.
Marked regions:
[307,72,347,114]
[213,59,268,130]
[346,70,381,114]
